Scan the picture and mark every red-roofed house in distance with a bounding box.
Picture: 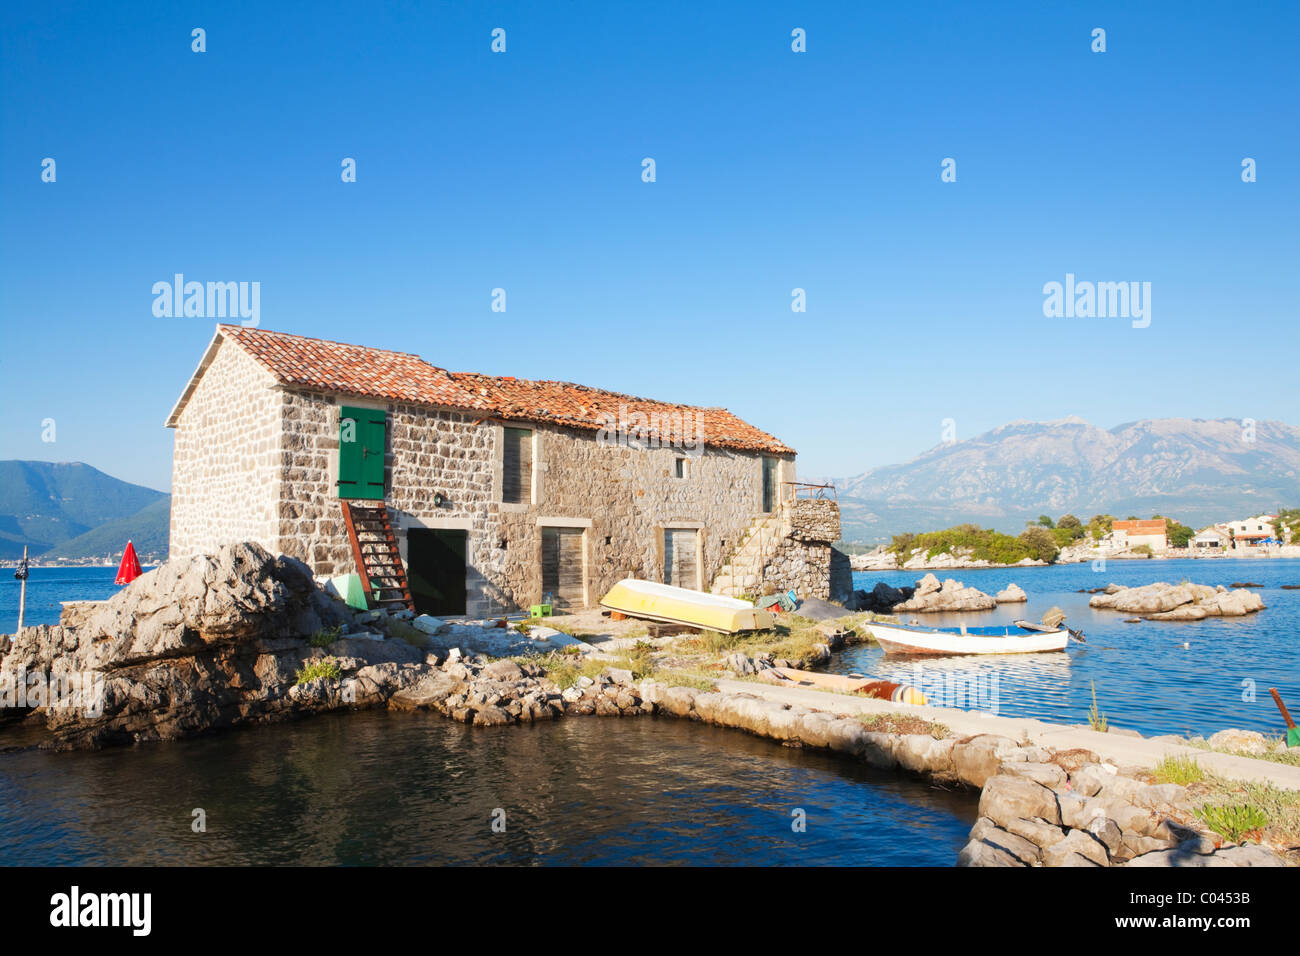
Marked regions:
[1110,519,1169,554]
[166,326,850,617]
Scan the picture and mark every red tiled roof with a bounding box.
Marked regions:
[1113,519,1167,535]
[448,372,794,454]
[219,325,494,412]
[177,326,792,455]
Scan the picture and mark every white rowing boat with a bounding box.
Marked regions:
[868,621,1071,655]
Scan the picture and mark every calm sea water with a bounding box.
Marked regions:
[2,560,1295,865]
[842,558,1300,738]
[0,566,151,631]
[0,712,976,866]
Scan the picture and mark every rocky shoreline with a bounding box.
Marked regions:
[0,542,1291,867]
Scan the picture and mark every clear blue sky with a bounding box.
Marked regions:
[2,1,1296,492]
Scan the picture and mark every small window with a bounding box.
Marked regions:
[674,457,687,479]
[502,427,533,504]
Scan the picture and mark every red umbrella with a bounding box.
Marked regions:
[115,540,143,585]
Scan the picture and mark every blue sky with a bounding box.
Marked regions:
[2,1,1296,492]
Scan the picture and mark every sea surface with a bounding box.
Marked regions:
[1,560,1296,866]
[842,558,1300,738]
[0,712,976,866]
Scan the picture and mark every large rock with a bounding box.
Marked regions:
[1207,728,1269,754]
[1091,582,1264,618]
[0,542,429,749]
[979,773,1062,827]
[953,734,1019,787]
[895,576,996,613]
[995,583,1027,604]
[1043,829,1110,867]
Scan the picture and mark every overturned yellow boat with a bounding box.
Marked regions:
[600,579,774,634]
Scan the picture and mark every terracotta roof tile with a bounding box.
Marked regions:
[447,372,794,455]
[209,326,792,455]
[218,325,494,412]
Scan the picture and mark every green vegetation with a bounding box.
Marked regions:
[1130,544,1153,556]
[295,656,342,685]
[1186,736,1300,767]
[888,523,1059,565]
[309,624,345,648]
[857,712,949,738]
[1276,507,1300,544]
[1086,514,1115,541]
[1087,680,1108,733]
[1196,804,1269,843]
[1153,754,1205,785]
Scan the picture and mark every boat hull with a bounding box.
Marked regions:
[868,622,1069,655]
[760,666,927,703]
[600,578,774,634]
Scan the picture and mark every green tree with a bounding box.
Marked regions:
[1057,514,1082,530]
[1018,525,1060,563]
[1037,515,1055,528]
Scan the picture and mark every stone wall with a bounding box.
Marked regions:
[224,386,798,615]
[782,498,840,543]
[758,499,850,601]
[169,341,285,560]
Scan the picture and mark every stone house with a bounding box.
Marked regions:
[166,325,850,617]
[1109,518,1168,553]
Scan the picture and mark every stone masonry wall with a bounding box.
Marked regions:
[268,389,798,616]
[759,499,849,601]
[169,342,284,560]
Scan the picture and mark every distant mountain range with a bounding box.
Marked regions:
[0,461,169,562]
[827,417,1300,543]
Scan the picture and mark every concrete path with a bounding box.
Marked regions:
[714,679,1300,791]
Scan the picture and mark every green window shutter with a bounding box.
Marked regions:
[338,406,386,500]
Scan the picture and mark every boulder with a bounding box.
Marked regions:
[969,817,1042,864]
[994,583,1027,604]
[1043,829,1109,867]
[1207,728,1268,754]
[0,542,435,750]
[979,774,1062,827]
[1001,761,1068,789]
[895,576,996,613]
[956,839,1026,867]
[952,734,1019,787]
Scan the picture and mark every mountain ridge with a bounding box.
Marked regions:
[0,461,169,560]
[826,417,1299,542]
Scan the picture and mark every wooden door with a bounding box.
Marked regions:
[541,526,585,607]
[762,457,777,513]
[663,528,699,590]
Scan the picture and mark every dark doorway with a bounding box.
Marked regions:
[406,528,467,616]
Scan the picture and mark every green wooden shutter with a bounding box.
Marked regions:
[338,406,386,500]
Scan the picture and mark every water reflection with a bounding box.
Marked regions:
[0,712,977,866]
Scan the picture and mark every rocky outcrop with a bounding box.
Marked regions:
[0,543,426,749]
[995,583,1027,603]
[956,755,1287,868]
[893,574,996,613]
[1089,582,1265,619]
